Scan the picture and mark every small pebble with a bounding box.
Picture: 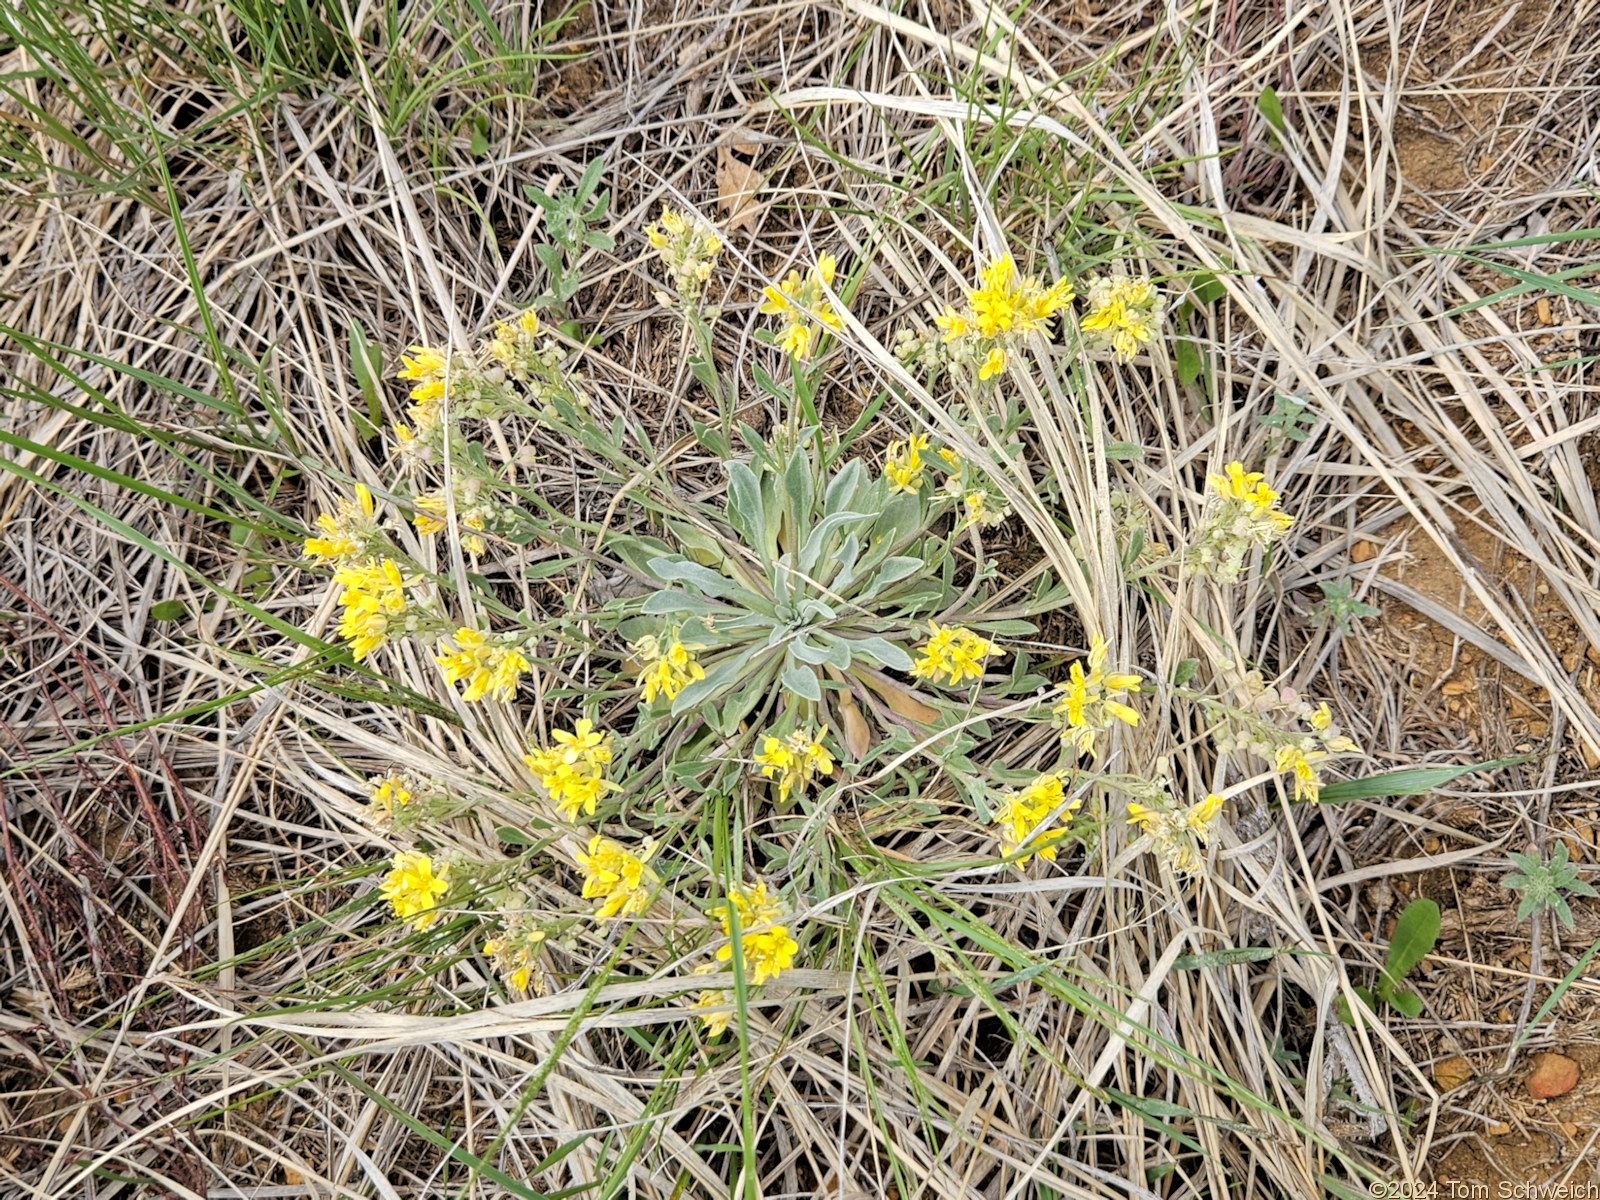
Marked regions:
[1527,1052,1579,1100]
[1434,1056,1473,1091]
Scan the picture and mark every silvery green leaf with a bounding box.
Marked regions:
[851,636,913,672]
[781,666,822,701]
[725,461,766,556]
[671,650,755,714]
[973,618,1038,636]
[642,590,726,616]
[824,457,866,516]
[646,556,742,599]
[859,556,925,599]
[799,511,871,574]
[796,598,836,622]
[789,636,834,665]
[831,532,861,591]
[784,447,813,542]
[823,639,853,670]
[761,470,785,558]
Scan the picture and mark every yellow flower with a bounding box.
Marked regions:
[413,492,489,555]
[710,879,785,932]
[380,851,450,930]
[646,206,722,309]
[435,628,531,702]
[883,433,928,493]
[953,254,1074,340]
[486,309,540,357]
[760,254,844,359]
[727,927,799,985]
[693,988,734,1036]
[1079,274,1163,363]
[935,255,1072,379]
[996,773,1081,867]
[632,633,707,703]
[711,882,798,985]
[483,925,548,994]
[1274,744,1328,803]
[333,559,413,660]
[1127,793,1224,875]
[304,484,380,565]
[1187,462,1296,581]
[575,835,659,919]
[934,305,972,340]
[397,345,448,386]
[370,774,412,819]
[1209,462,1295,532]
[754,729,834,802]
[910,622,1003,687]
[523,718,619,821]
[962,488,1007,528]
[1052,636,1141,758]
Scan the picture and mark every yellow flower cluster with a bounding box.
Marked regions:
[1078,274,1163,363]
[710,881,798,985]
[884,433,928,494]
[576,834,659,918]
[934,446,1010,529]
[1187,462,1296,581]
[1210,674,1361,804]
[996,773,1081,867]
[380,851,450,930]
[436,628,531,703]
[754,729,834,802]
[1271,703,1359,802]
[413,487,493,556]
[304,483,384,566]
[692,988,735,1038]
[1127,792,1224,875]
[645,205,722,312]
[910,622,1003,687]
[1053,636,1141,758]
[759,254,844,358]
[632,632,706,703]
[483,919,547,993]
[333,559,414,660]
[522,718,619,821]
[483,310,546,380]
[935,254,1074,379]
[395,345,452,447]
[369,774,413,821]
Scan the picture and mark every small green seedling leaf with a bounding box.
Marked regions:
[1388,991,1424,1018]
[1175,336,1203,387]
[1191,273,1227,306]
[1381,897,1440,996]
[1258,85,1287,135]
[1502,841,1600,929]
[349,319,384,433]
[150,599,186,621]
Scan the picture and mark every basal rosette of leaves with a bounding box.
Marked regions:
[597,422,1062,808]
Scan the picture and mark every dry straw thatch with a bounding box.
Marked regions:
[3,0,1600,1195]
